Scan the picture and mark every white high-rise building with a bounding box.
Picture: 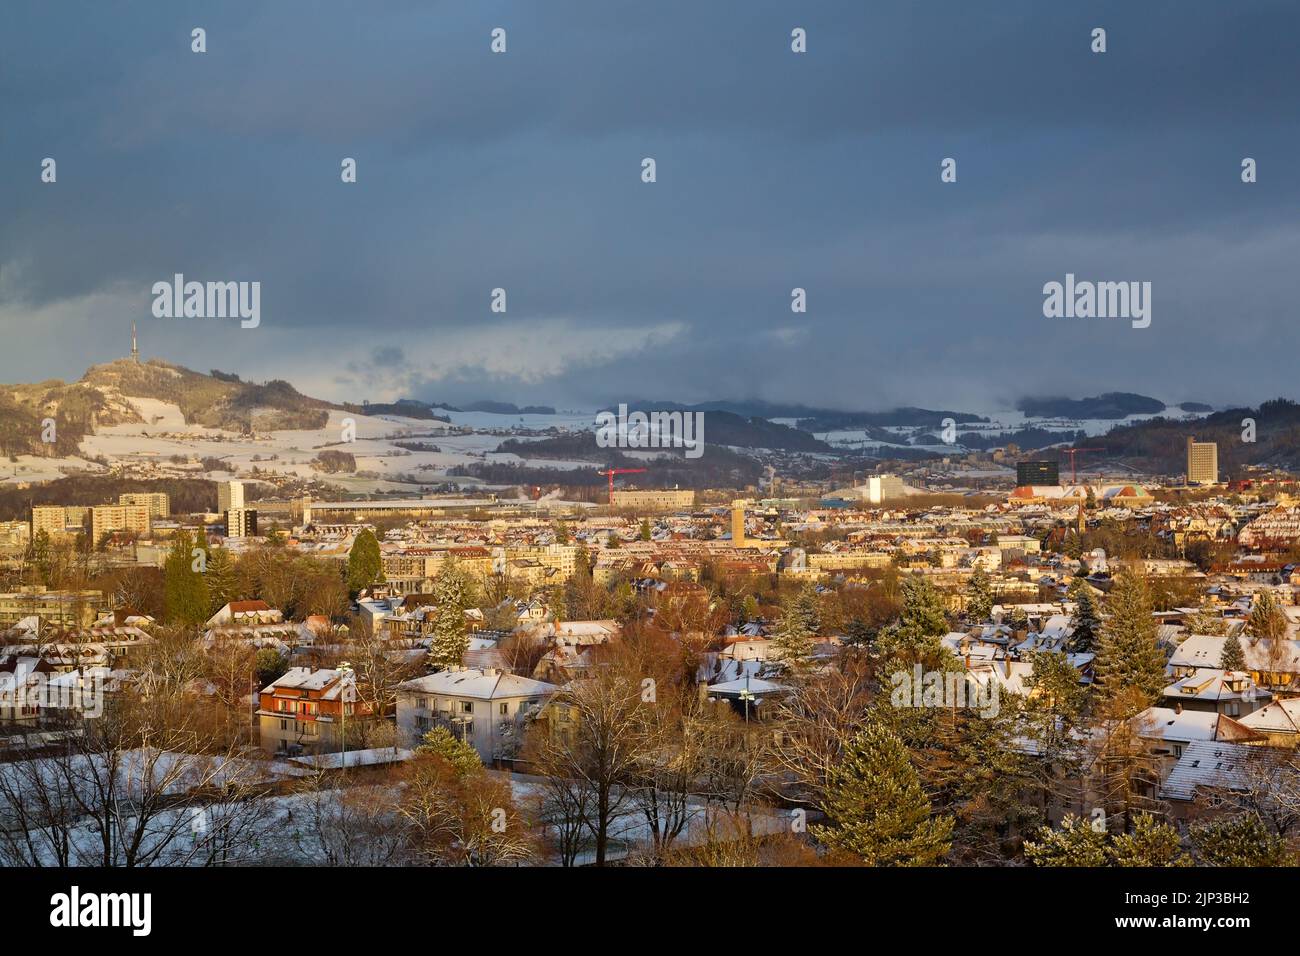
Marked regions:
[218,480,245,513]
[866,475,905,504]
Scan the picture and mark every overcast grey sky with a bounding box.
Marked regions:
[2,0,1297,412]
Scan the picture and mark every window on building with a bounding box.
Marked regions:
[461,701,474,714]
[499,703,509,716]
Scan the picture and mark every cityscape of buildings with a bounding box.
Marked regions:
[6,3,1298,933]
[0,407,1298,877]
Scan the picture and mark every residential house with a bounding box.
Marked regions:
[1161,669,1268,718]
[1226,697,1300,748]
[395,667,557,763]
[205,600,312,654]
[257,667,378,755]
[1161,740,1290,821]
[1170,632,1300,692]
[1133,705,1223,774]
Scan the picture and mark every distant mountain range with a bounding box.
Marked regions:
[1015,392,1213,420]
[4,357,1290,481]
[498,410,830,455]
[622,393,1219,428]
[1083,398,1300,475]
[615,400,990,433]
[345,398,556,418]
[0,359,335,459]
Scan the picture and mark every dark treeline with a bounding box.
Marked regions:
[0,477,217,522]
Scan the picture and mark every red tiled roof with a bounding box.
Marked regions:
[228,600,272,612]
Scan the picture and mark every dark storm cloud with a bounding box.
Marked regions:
[1,0,1297,410]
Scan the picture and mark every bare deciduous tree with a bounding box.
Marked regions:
[0,693,277,866]
[292,770,411,866]
[770,653,874,807]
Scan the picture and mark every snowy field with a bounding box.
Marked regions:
[808,400,1211,453]
[5,398,608,491]
[3,393,1206,489]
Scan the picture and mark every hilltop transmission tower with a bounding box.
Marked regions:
[131,321,139,363]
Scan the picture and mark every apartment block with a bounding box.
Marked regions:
[0,521,31,551]
[217,480,245,513]
[118,492,170,519]
[610,489,696,511]
[1016,460,1060,486]
[90,505,151,543]
[224,508,258,538]
[503,543,579,578]
[0,587,105,628]
[30,505,89,539]
[1186,438,1218,486]
[382,546,496,589]
[866,475,906,504]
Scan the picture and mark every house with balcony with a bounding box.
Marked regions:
[395,667,557,764]
[257,666,377,756]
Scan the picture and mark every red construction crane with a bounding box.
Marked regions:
[598,467,647,505]
[1059,447,1104,485]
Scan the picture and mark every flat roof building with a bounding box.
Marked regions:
[610,489,696,511]
[224,508,258,539]
[90,505,151,544]
[119,492,170,519]
[1187,438,1218,486]
[1016,460,1060,486]
[217,480,245,514]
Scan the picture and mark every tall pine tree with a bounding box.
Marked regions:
[1246,592,1287,643]
[1024,814,1108,867]
[204,546,237,615]
[898,575,949,640]
[1219,631,1246,671]
[428,556,472,670]
[346,528,384,593]
[1109,813,1188,867]
[878,575,951,665]
[964,568,993,624]
[164,530,210,627]
[1191,813,1291,866]
[1067,578,1102,653]
[811,722,954,866]
[1095,569,1166,714]
[772,583,819,670]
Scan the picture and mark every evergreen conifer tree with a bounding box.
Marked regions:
[346,528,384,592]
[164,530,210,626]
[1095,569,1166,712]
[1219,631,1246,671]
[811,723,954,866]
[429,557,472,670]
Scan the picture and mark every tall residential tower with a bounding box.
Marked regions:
[1186,437,1218,485]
